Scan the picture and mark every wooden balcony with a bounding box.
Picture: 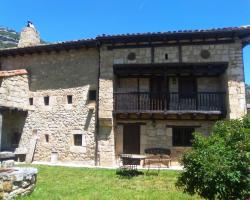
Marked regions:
[114,92,226,120]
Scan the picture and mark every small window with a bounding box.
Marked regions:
[29,97,33,105]
[88,90,96,101]
[67,95,73,104]
[74,134,82,146]
[44,96,49,106]
[127,52,136,61]
[165,53,168,60]
[45,134,49,143]
[172,127,195,147]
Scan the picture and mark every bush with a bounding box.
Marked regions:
[176,115,250,200]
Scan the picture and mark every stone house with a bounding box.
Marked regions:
[0,24,249,166]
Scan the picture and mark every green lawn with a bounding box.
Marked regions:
[17,165,201,200]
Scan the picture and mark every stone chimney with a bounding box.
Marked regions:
[18,21,40,47]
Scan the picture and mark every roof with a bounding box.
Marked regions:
[97,25,250,44]
[1,25,250,56]
[0,69,28,77]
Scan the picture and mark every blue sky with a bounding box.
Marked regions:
[1,0,250,83]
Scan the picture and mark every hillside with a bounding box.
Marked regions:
[0,27,19,49]
[246,84,250,104]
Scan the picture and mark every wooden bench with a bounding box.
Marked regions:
[143,148,171,173]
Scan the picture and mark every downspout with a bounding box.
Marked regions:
[94,41,101,166]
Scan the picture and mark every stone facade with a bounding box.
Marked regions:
[99,41,247,165]
[0,26,249,167]
[115,120,214,164]
[0,74,29,110]
[0,48,99,165]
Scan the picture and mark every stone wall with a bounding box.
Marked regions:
[181,41,246,118]
[0,167,37,200]
[98,46,115,166]
[116,76,223,93]
[0,38,246,166]
[103,41,246,120]
[0,74,29,110]
[1,48,99,165]
[99,41,246,166]
[115,120,215,163]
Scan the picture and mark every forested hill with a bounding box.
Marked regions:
[0,26,19,49]
[246,84,250,103]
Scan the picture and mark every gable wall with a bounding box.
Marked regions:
[0,48,99,164]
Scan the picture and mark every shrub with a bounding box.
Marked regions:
[176,115,250,200]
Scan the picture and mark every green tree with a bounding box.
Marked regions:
[176,114,250,200]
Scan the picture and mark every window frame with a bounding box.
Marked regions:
[73,134,82,146]
[172,126,195,147]
[29,97,33,105]
[44,96,50,106]
[67,95,73,104]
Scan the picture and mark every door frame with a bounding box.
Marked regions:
[122,123,141,154]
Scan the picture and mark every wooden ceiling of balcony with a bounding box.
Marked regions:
[113,111,224,121]
[113,62,228,77]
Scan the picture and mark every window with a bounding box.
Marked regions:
[73,134,82,146]
[165,53,168,60]
[172,127,195,146]
[29,97,33,105]
[67,95,73,104]
[88,90,96,101]
[127,52,136,61]
[45,134,49,143]
[44,96,49,106]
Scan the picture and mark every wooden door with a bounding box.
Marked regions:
[123,124,140,154]
[150,76,167,110]
[178,77,197,110]
[179,77,197,98]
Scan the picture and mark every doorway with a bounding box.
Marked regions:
[123,124,140,154]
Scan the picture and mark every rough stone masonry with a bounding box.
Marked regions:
[0,24,249,166]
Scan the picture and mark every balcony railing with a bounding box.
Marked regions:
[114,92,226,113]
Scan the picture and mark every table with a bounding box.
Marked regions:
[120,154,146,170]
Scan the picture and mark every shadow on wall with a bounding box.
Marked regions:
[84,109,93,131]
[99,126,112,141]
[1,110,27,151]
[7,49,101,92]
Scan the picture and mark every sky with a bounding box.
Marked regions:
[0,0,250,83]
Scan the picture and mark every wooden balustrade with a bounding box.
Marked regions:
[114,92,226,113]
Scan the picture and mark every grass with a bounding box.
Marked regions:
[17,165,201,200]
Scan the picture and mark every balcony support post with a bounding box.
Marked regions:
[137,77,140,111]
[163,70,168,112]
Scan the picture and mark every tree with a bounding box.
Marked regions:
[176,114,250,200]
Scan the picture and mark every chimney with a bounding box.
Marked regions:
[18,21,40,47]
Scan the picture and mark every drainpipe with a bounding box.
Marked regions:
[94,41,101,166]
